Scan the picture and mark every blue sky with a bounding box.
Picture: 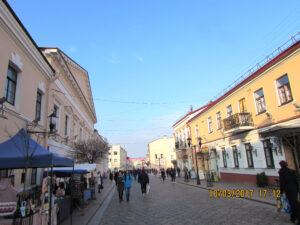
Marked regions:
[7,0,300,157]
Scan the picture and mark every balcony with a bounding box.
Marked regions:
[175,141,187,150]
[223,113,254,134]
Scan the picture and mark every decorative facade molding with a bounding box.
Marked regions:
[0,1,54,80]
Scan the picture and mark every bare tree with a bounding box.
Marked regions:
[71,136,109,164]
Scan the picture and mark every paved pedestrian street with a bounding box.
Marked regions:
[98,175,291,225]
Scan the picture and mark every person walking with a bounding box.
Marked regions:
[124,171,133,202]
[138,169,149,197]
[114,171,118,186]
[109,172,113,182]
[116,171,125,202]
[97,171,103,193]
[133,170,137,180]
[278,160,299,224]
[161,169,166,181]
[171,168,176,183]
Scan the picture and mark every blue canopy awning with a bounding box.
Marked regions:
[0,129,74,169]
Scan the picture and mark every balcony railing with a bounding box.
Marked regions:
[175,141,187,150]
[223,113,254,133]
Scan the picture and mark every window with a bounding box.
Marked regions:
[245,143,254,168]
[239,98,247,113]
[216,112,222,129]
[35,90,42,122]
[109,158,111,162]
[108,152,111,155]
[208,117,213,133]
[155,154,157,159]
[114,151,118,155]
[64,115,69,136]
[263,140,274,168]
[276,74,293,105]
[114,159,118,163]
[254,88,266,114]
[171,155,174,160]
[161,154,163,158]
[0,169,8,178]
[222,148,227,168]
[232,145,239,168]
[31,168,37,185]
[226,105,233,117]
[195,125,199,138]
[5,66,17,105]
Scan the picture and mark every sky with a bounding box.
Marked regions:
[7,0,300,158]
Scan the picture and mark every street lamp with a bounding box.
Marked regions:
[195,137,201,185]
[187,137,201,185]
[27,112,57,135]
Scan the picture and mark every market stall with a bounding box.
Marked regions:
[0,129,74,225]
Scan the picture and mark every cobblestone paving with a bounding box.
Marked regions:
[99,175,291,225]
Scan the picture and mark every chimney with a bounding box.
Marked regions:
[190,105,193,112]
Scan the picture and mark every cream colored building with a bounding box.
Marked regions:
[0,1,55,191]
[148,136,176,170]
[108,145,127,171]
[40,47,97,158]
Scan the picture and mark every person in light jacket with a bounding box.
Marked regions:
[123,171,133,202]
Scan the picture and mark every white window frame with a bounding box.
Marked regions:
[226,105,233,117]
[208,117,213,133]
[53,101,61,133]
[216,112,222,129]
[253,88,266,114]
[275,74,293,106]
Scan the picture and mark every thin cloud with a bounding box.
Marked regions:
[106,54,118,64]
[136,55,144,62]
[68,45,77,53]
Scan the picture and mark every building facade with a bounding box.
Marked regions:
[108,145,127,171]
[148,136,176,170]
[187,37,300,185]
[0,0,55,190]
[40,48,97,158]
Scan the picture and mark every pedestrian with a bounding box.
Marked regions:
[278,160,299,224]
[184,167,189,182]
[177,167,181,177]
[171,168,176,183]
[97,171,103,193]
[138,169,149,197]
[114,171,118,186]
[133,170,137,180]
[124,171,133,202]
[116,171,125,202]
[161,169,166,181]
[109,172,113,182]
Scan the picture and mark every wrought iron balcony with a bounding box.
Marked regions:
[222,113,254,134]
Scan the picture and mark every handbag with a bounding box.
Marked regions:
[277,194,291,214]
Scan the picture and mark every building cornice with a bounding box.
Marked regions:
[0,1,55,79]
[42,48,97,123]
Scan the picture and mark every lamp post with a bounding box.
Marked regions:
[195,137,201,185]
[187,137,201,185]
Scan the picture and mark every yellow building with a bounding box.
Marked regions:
[108,145,127,171]
[187,37,300,185]
[148,136,176,170]
[172,105,210,175]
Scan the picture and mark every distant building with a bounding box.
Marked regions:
[108,145,127,171]
[127,158,146,170]
[148,136,176,170]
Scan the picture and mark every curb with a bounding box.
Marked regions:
[85,184,115,225]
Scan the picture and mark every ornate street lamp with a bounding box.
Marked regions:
[27,112,57,136]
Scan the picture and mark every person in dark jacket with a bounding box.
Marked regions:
[279,160,299,224]
[138,169,149,196]
[116,171,125,202]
